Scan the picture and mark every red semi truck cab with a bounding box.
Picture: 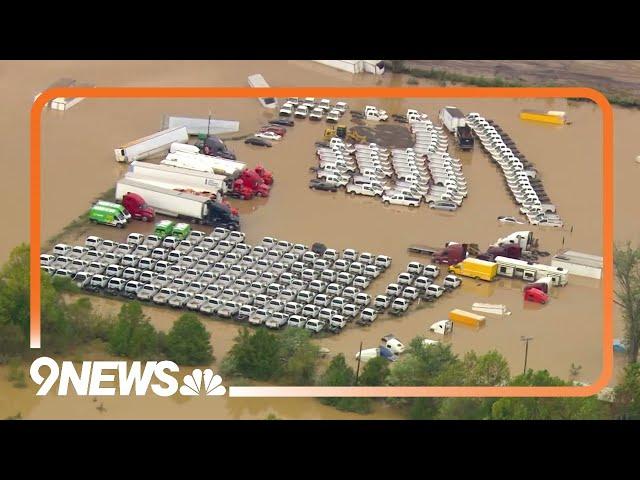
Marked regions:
[122,193,155,222]
[432,243,467,265]
[254,165,273,185]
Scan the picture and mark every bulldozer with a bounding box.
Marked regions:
[347,129,367,144]
[323,124,348,140]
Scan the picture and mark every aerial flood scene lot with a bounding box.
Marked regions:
[0,60,638,420]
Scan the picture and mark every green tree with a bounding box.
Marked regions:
[223,328,281,381]
[279,329,320,385]
[108,302,159,359]
[614,243,640,362]
[165,313,213,365]
[359,356,390,386]
[0,324,26,363]
[614,362,640,419]
[319,354,372,414]
[491,370,609,420]
[0,244,30,337]
[437,350,510,419]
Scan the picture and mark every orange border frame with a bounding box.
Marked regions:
[31,87,613,398]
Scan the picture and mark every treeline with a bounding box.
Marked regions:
[0,244,212,365]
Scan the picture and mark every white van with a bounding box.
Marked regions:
[360,308,378,323]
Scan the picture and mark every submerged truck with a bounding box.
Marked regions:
[162,151,246,176]
[114,127,189,163]
[439,106,466,133]
[115,178,240,229]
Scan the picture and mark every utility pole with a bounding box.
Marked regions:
[520,336,534,374]
[354,341,363,385]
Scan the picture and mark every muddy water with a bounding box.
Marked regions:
[0,60,637,419]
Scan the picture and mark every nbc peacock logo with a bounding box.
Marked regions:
[179,369,227,396]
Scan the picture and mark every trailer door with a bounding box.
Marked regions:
[498,265,513,277]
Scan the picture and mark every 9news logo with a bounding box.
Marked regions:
[29,357,226,397]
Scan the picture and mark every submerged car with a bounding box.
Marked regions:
[269,118,295,127]
[497,215,526,224]
[245,137,272,147]
[309,179,338,192]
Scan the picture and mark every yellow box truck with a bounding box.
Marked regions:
[519,109,566,125]
[448,309,486,327]
[448,258,498,281]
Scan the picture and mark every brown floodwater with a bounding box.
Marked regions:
[0,60,637,419]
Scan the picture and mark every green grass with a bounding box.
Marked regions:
[43,186,117,250]
[387,63,640,109]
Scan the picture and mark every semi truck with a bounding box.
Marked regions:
[128,161,228,194]
[115,178,240,229]
[114,127,189,163]
[161,151,271,198]
[162,151,246,176]
[455,125,474,150]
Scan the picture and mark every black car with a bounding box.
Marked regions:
[269,118,294,127]
[244,137,272,147]
[309,179,338,192]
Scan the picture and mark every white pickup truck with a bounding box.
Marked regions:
[364,105,388,121]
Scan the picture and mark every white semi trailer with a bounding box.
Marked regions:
[439,106,467,133]
[128,161,228,194]
[115,177,239,229]
[114,127,189,163]
[161,151,246,177]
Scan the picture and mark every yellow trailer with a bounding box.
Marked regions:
[519,109,566,125]
[448,258,498,281]
[449,309,486,327]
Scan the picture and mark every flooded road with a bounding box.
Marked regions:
[0,60,637,419]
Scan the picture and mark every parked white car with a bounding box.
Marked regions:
[255,131,281,141]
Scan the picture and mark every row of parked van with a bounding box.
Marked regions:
[466,113,563,227]
[41,230,393,335]
[375,261,463,315]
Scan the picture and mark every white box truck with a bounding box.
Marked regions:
[439,106,467,133]
[115,177,239,229]
[114,127,189,163]
[248,74,277,109]
[162,151,246,177]
[128,161,228,194]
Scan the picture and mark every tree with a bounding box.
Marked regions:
[0,244,30,337]
[279,329,320,385]
[437,350,510,420]
[165,313,213,365]
[223,328,281,381]
[108,302,159,359]
[491,370,609,420]
[319,354,372,414]
[359,356,390,386]
[0,324,26,363]
[614,243,640,362]
[462,350,510,386]
[614,362,640,419]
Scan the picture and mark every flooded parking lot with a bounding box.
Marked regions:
[0,60,637,419]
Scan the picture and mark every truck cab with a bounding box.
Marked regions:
[121,192,155,222]
[155,220,175,239]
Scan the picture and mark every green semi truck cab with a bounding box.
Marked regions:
[89,204,127,228]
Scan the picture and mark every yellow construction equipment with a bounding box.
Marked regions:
[323,127,336,140]
[347,130,367,143]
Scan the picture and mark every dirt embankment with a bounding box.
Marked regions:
[398,60,640,105]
